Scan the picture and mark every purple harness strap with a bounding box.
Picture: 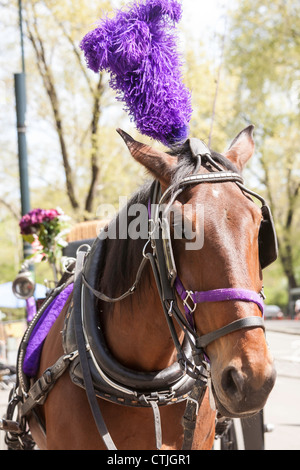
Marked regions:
[23,283,74,377]
[175,277,264,329]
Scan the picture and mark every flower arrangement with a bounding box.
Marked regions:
[19,208,70,282]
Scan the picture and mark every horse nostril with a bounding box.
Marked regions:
[218,365,276,415]
[221,367,245,400]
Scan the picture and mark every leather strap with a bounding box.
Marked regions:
[181,378,207,450]
[73,268,117,450]
[160,172,244,205]
[192,288,265,314]
[21,353,76,416]
[196,317,265,349]
[81,257,149,303]
[149,401,162,450]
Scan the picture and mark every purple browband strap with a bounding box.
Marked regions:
[175,277,264,329]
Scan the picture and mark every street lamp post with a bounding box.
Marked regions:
[14,0,36,325]
[15,0,32,260]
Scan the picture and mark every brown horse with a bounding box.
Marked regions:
[27,126,276,450]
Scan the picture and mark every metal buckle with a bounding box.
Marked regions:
[140,390,176,405]
[64,350,79,362]
[183,291,196,313]
[186,396,200,416]
[260,287,266,300]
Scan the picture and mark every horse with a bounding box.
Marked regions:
[15,126,276,450]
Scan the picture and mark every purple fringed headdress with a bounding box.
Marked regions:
[80,0,192,146]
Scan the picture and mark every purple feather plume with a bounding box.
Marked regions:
[80,0,192,146]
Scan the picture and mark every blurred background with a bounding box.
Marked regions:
[0,0,299,450]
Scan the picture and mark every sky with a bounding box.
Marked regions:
[182,0,229,36]
[0,0,231,110]
[0,0,234,212]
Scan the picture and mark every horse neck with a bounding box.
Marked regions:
[98,225,183,373]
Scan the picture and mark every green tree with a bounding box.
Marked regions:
[0,0,147,281]
[22,0,112,215]
[0,0,145,222]
[226,0,300,294]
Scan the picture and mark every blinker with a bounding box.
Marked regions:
[259,205,278,269]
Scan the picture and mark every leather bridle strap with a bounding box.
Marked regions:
[196,317,265,349]
[175,278,265,316]
[73,253,117,450]
[192,289,265,314]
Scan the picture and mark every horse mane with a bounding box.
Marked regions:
[97,144,238,302]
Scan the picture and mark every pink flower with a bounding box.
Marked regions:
[19,208,60,235]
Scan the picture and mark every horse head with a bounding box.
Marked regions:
[118,127,276,419]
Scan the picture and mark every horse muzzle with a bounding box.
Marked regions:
[212,362,277,418]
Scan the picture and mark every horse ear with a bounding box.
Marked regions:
[224,125,255,171]
[117,129,177,186]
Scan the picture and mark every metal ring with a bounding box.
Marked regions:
[62,257,76,274]
[76,244,91,256]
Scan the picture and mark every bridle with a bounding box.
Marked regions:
[145,139,276,359]
[81,139,277,366]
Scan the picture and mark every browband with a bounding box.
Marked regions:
[158,172,244,206]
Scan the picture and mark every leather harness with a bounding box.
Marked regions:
[3,140,278,450]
